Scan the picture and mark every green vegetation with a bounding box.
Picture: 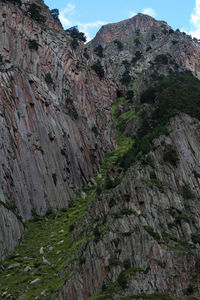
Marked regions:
[118,72,200,170]
[132,51,142,65]
[65,26,86,42]
[154,54,168,65]
[163,145,179,167]
[191,233,200,244]
[94,45,104,58]
[144,225,160,241]
[120,69,131,85]
[0,98,133,299]
[114,40,123,51]
[50,9,59,21]
[91,60,104,79]
[27,3,46,24]
[45,72,53,85]
[140,86,157,104]
[83,48,90,59]
[29,39,39,50]
[65,98,78,119]
[7,0,22,6]
[121,293,174,300]
[71,38,79,49]
[182,183,195,200]
[134,38,141,47]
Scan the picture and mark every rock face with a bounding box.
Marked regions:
[0,204,24,259]
[51,114,200,300]
[0,0,117,259]
[89,13,200,90]
[2,2,200,300]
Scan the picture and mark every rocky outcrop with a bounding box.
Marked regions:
[52,114,200,299]
[0,0,117,258]
[89,13,200,90]
[0,204,24,259]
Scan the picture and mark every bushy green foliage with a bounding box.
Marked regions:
[27,3,46,23]
[163,145,179,167]
[123,259,131,269]
[134,38,141,46]
[91,60,104,79]
[93,226,101,242]
[182,183,195,200]
[104,175,121,189]
[65,26,86,42]
[83,48,90,59]
[183,284,195,295]
[117,271,128,288]
[146,46,152,52]
[195,259,200,273]
[28,39,39,50]
[45,72,53,84]
[120,70,131,85]
[125,90,134,100]
[144,226,160,241]
[94,45,104,58]
[109,257,121,266]
[51,9,59,20]
[118,72,200,170]
[191,233,200,244]
[140,87,157,104]
[109,197,117,208]
[132,51,142,64]
[114,40,123,51]
[154,54,168,65]
[7,0,22,6]
[71,38,79,49]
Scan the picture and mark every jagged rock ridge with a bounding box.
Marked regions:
[89,13,200,90]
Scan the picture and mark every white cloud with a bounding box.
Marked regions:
[59,3,105,42]
[129,10,137,18]
[77,21,106,41]
[142,8,156,18]
[189,0,200,38]
[60,3,75,27]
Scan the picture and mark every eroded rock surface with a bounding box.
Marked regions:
[52,114,200,299]
[89,13,200,90]
[0,0,117,258]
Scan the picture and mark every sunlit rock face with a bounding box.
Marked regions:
[0,0,117,258]
[89,13,200,90]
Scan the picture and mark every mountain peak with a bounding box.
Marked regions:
[89,13,170,48]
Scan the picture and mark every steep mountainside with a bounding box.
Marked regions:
[1,3,200,300]
[89,13,200,90]
[0,0,117,259]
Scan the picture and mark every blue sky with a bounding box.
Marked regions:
[44,0,200,42]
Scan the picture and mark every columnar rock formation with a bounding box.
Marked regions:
[1,1,200,299]
[0,0,117,259]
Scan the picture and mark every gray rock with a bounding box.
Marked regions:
[41,290,47,296]
[43,256,51,266]
[7,263,20,270]
[30,278,41,285]
[81,192,86,199]
[24,266,31,272]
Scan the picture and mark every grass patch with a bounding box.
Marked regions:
[0,98,134,299]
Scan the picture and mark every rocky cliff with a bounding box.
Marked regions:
[89,13,200,90]
[0,0,117,259]
[1,3,200,300]
[51,113,200,300]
